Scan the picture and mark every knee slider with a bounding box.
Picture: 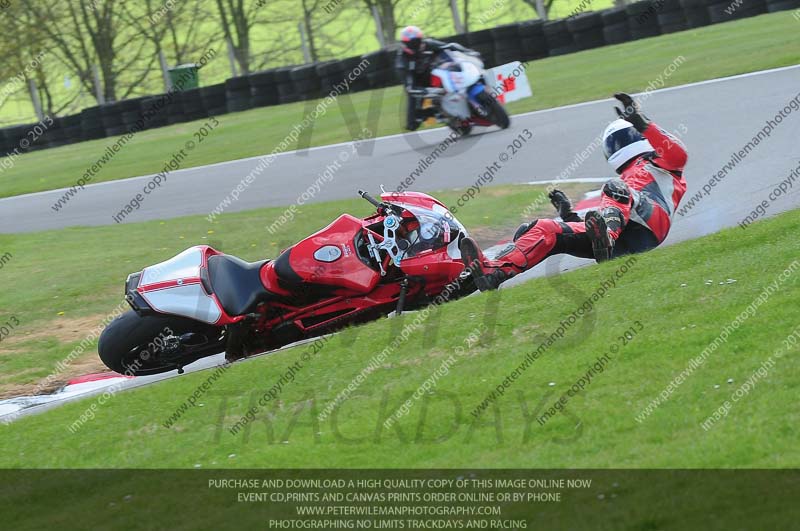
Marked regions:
[602,178,632,205]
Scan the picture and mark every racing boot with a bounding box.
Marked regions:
[548,189,582,223]
[459,237,527,291]
[585,206,624,262]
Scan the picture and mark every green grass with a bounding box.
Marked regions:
[2,206,798,469]
[1,11,798,198]
[0,183,591,391]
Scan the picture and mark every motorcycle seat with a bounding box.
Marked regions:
[207,254,278,316]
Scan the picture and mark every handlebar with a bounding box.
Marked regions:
[358,189,404,217]
[358,189,382,209]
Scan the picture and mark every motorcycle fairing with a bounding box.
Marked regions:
[134,246,228,325]
[278,214,381,295]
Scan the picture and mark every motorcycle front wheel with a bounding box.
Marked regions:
[478,92,511,129]
[98,310,226,376]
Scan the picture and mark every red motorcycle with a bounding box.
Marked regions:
[99,190,475,376]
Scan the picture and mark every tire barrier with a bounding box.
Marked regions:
[517,20,548,61]
[225,75,252,113]
[544,20,578,56]
[566,12,606,50]
[602,7,633,44]
[680,0,713,27]
[657,0,690,34]
[2,0,795,156]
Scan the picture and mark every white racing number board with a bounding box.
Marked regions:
[485,61,533,104]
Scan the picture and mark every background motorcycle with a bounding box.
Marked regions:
[98,190,475,376]
[409,50,511,136]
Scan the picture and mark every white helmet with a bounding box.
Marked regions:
[602,119,654,172]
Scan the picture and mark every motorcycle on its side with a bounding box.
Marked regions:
[98,190,475,376]
[409,49,511,136]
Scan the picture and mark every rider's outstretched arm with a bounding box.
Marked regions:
[643,123,688,173]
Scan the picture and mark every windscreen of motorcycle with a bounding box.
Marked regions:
[398,204,467,259]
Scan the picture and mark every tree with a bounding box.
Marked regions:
[121,0,216,67]
[362,0,401,46]
[0,2,80,117]
[519,0,555,21]
[214,0,257,74]
[29,0,155,103]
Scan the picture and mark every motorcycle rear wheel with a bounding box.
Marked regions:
[98,310,226,376]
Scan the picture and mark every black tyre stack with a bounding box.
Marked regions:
[60,114,83,145]
[291,64,323,99]
[119,97,146,132]
[362,50,394,90]
[467,29,496,66]
[80,106,106,141]
[200,84,227,117]
[140,95,170,129]
[0,127,11,156]
[317,61,344,97]
[491,24,521,66]
[41,117,67,149]
[181,88,207,121]
[766,0,800,11]
[5,124,32,153]
[518,20,548,60]
[166,92,189,124]
[567,12,606,50]
[225,76,252,113]
[680,0,713,27]
[656,0,690,32]
[101,102,128,136]
[275,66,298,104]
[707,0,765,22]
[249,69,278,108]
[602,7,634,44]
[543,20,577,56]
[343,56,371,93]
[627,0,663,39]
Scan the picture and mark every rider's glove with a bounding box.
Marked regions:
[613,93,649,133]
